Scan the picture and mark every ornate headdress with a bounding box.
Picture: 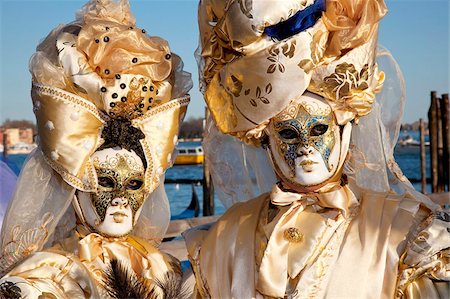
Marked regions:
[31,0,191,194]
[198,0,387,143]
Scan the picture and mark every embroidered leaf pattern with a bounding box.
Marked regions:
[266,41,295,74]
[256,86,261,98]
[248,83,273,107]
[267,64,277,74]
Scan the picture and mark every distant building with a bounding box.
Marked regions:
[1,128,34,146]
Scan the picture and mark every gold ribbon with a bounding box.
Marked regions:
[77,230,171,282]
[256,184,358,297]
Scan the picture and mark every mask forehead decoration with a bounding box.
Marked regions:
[272,100,336,177]
[91,152,145,222]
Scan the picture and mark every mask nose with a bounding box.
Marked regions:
[297,146,314,157]
[111,197,128,207]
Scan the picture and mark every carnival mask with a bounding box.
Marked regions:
[267,92,341,187]
[76,147,147,237]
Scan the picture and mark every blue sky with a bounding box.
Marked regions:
[0,0,448,124]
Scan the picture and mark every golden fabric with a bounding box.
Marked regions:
[198,0,387,139]
[308,37,386,125]
[257,184,358,297]
[32,82,189,192]
[323,0,388,58]
[198,0,330,134]
[185,184,448,298]
[0,228,178,298]
[78,21,172,83]
[28,0,191,193]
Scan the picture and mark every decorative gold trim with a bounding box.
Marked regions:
[132,95,190,122]
[140,138,155,194]
[41,150,96,191]
[32,83,110,122]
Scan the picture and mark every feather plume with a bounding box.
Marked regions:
[103,258,188,299]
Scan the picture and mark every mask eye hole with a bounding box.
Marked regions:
[310,124,328,136]
[278,128,298,140]
[127,179,143,190]
[98,176,115,188]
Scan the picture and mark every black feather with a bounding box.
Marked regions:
[103,259,188,299]
[0,281,21,299]
[103,259,154,299]
[153,261,191,299]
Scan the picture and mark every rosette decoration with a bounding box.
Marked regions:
[198,0,387,142]
[30,0,191,194]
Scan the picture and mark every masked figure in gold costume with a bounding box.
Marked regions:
[185,0,450,298]
[0,0,192,298]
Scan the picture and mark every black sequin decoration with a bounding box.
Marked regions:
[99,119,147,169]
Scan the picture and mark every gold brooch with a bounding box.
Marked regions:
[284,227,303,243]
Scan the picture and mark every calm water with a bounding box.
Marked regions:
[0,136,430,218]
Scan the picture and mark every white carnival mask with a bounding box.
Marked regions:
[76,147,147,237]
[267,92,342,187]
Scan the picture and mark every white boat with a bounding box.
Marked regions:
[7,143,37,154]
[398,135,429,147]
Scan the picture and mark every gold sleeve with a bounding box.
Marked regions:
[396,211,450,298]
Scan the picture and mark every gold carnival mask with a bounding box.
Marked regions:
[91,151,145,223]
[76,147,148,237]
[267,93,341,187]
[273,103,335,176]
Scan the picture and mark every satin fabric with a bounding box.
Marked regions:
[323,0,388,58]
[198,0,387,137]
[0,228,177,298]
[257,184,358,297]
[185,183,444,298]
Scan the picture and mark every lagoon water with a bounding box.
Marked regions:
[0,134,430,219]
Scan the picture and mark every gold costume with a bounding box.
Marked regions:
[0,0,192,298]
[187,0,450,298]
[186,184,449,298]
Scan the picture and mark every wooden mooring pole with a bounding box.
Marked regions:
[2,133,8,159]
[419,119,427,193]
[428,91,439,193]
[202,108,214,216]
[428,91,450,193]
[441,94,449,192]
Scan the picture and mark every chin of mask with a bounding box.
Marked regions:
[76,147,146,237]
[267,92,341,187]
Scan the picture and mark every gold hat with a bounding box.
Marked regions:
[30,0,191,193]
[198,0,387,140]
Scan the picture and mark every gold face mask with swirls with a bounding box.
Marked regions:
[91,152,146,223]
[272,102,336,178]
